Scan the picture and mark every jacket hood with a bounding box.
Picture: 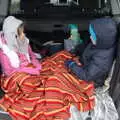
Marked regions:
[90,18,117,49]
[3,16,23,35]
[2,16,23,51]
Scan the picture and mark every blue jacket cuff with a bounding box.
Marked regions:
[70,63,83,76]
[68,62,76,68]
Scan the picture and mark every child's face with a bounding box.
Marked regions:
[17,25,25,41]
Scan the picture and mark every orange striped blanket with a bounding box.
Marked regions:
[0,51,95,120]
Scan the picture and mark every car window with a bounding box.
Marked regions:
[10,0,20,14]
[10,0,110,15]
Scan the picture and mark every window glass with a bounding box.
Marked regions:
[10,0,110,14]
[10,0,20,14]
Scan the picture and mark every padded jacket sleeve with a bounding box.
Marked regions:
[70,48,114,82]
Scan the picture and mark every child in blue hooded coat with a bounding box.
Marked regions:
[65,18,117,87]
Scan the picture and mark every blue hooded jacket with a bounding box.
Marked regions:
[70,18,117,87]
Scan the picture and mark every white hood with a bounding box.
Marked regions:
[3,16,23,34]
[2,16,23,51]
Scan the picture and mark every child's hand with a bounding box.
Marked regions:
[32,59,42,70]
[73,57,81,66]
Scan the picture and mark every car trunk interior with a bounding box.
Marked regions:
[26,29,90,56]
[11,0,111,56]
[0,0,120,119]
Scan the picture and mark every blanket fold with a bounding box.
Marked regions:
[0,51,95,120]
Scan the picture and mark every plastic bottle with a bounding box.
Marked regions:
[69,24,83,44]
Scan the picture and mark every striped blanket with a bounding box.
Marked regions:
[0,51,95,120]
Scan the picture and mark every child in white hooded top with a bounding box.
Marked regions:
[0,16,41,76]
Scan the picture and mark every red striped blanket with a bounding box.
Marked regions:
[0,51,95,120]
